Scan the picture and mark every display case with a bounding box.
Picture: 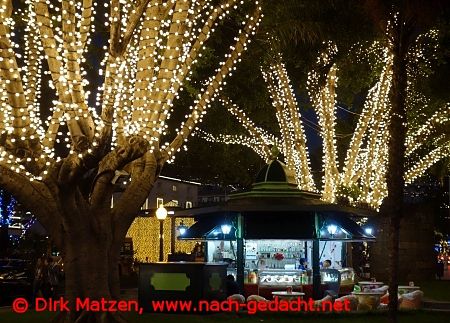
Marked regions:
[320,268,355,285]
[321,269,340,284]
[257,269,304,286]
[339,267,355,285]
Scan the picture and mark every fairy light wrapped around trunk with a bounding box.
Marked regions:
[0,1,262,321]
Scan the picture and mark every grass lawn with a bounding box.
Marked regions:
[1,310,449,323]
[418,280,450,302]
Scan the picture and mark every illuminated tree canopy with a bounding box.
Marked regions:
[200,40,450,210]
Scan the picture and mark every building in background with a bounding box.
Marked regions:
[117,176,200,263]
[198,184,238,206]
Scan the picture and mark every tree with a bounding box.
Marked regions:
[0,0,261,321]
[364,1,448,321]
[199,48,449,209]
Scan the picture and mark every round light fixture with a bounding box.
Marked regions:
[221,224,232,235]
[156,205,168,220]
[327,224,338,235]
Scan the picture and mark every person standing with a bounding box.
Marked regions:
[40,257,58,298]
[32,256,45,303]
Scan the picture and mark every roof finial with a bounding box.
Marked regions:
[269,145,280,161]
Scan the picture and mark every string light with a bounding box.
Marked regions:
[0,0,261,181]
[198,38,449,210]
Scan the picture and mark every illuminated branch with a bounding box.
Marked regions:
[131,1,173,139]
[197,129,270,160]
[406,104,450,157]
[0,2,36,142]
[273,61,314,191]
[78,0,94,54]
[220,97,272,160]
[153,0,239,140]
[341,57,392,187]
[166,4,262,161]
[308,44,339,202]
[35,0,73,149]
[405,141,450,184]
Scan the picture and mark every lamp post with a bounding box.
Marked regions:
[156,205,168,262]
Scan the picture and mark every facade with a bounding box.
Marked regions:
[120,175,200,263]
[197,184,231,206]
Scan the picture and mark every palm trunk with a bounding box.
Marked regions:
[386,34,408,323]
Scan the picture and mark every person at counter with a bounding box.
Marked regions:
[298,258,308,270]
[213,246,223,262]
[322,259,332,269]
[225,274,239,296]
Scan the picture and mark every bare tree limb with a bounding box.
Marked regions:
[90,136,151,210]
[112,151,159,243]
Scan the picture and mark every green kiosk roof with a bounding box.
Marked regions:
[175,159,376,241]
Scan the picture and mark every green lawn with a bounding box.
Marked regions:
[418,280,450,302]
[1,311,449,323]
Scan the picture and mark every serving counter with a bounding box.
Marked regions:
[139,262,227,313]
[240,267,355,299]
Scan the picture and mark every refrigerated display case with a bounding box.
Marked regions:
[258,269,304,286]
[339,267,355,285]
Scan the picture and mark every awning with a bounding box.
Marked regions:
[178,214,237,240]
[318,212,375,241]
[178,211,375,241]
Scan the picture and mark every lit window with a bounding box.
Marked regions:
[141,198,149,210]
[186,201,192,209]
[157,198,163,208]
[172,200,179,207]
[172,185,177,191]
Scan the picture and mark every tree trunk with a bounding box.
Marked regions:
[385,32,408,323]
[52,234,128,323]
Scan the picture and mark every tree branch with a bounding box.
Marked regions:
[153,0,238,134]
[78,0,94,53]
[121,0,152,53]
[342,60,392,186]
[112,151,159,243]
[405,141,450,184]
[0,160,62,248]
[35,0,72,149]
[165,4,262,161]
[140,0,190,138]
[109,0,122,57]
[89,136,151,210]
[220,97,271,160]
